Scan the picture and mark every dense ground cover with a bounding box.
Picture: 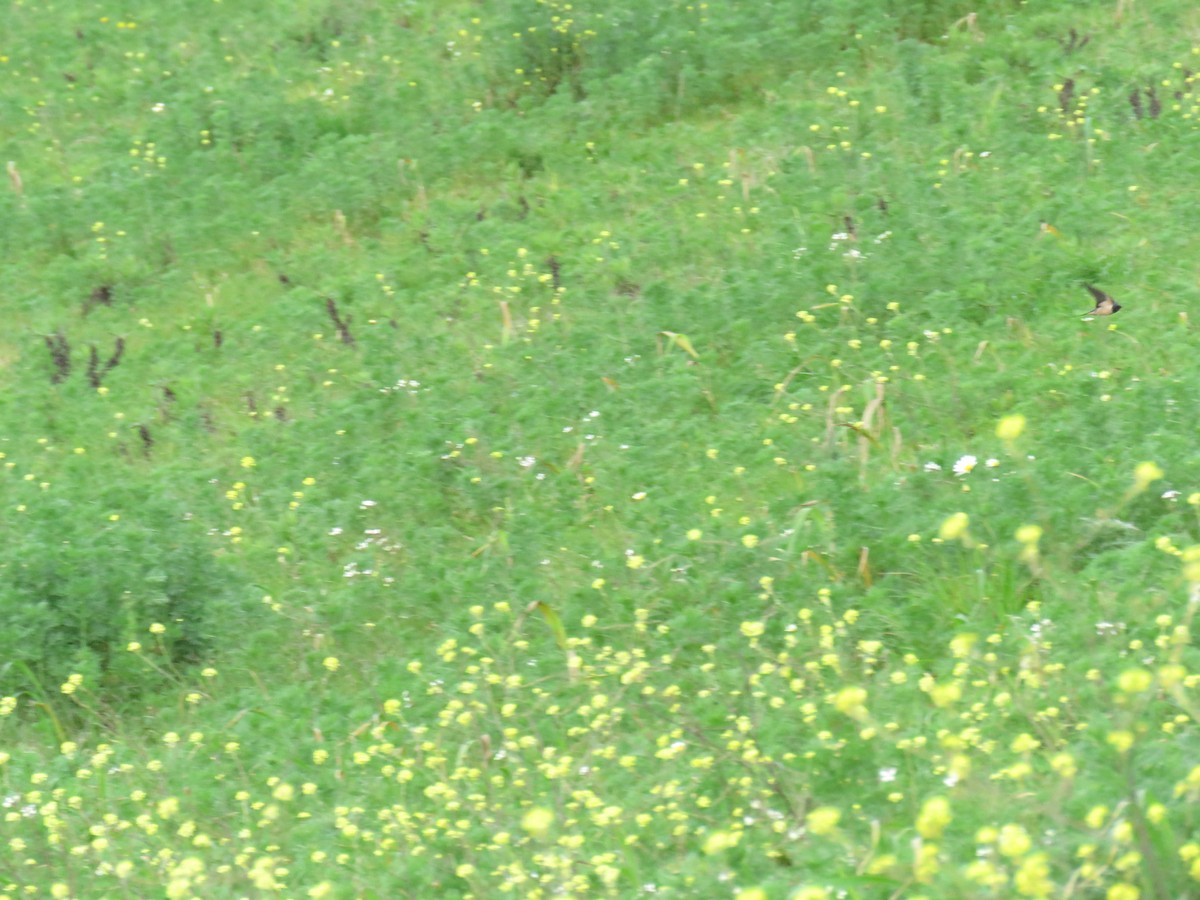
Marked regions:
[2,0,1200,896]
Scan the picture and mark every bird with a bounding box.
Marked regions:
[1081,283,1121,317]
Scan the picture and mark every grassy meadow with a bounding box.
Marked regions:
[3,0,1200,896]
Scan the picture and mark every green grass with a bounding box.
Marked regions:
[3,0,1200,897]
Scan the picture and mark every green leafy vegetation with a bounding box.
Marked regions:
[2,1,1200,897]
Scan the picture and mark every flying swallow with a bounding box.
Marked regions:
[1081,283,1121,317]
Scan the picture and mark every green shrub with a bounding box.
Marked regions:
[0,492,239,701]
